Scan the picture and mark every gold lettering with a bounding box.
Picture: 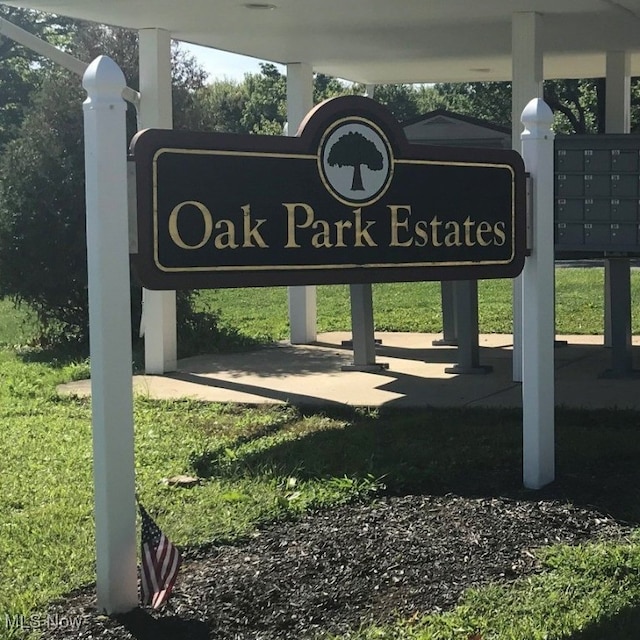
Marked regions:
[334,219,352,248]
[463,216,476,246]
[353,208,377,247]
[476,220,493,246]
[284,203,315,248]
[414,220,429,247]
[168,200,212,250]
[214,219,238,249]
[444,221,462,247]
[242,204,268,248]
[429,215,443,247]
[312,219,332,248]
[388,205,413,247]
[493,221,506,246]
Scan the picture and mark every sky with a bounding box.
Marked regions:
[181,42,284,82]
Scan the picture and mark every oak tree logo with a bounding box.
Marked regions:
[327,131,383,191]
[319,118,393,206]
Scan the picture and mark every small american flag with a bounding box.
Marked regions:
[138,502,182,609]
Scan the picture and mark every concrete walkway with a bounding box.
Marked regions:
[58,332,640,410]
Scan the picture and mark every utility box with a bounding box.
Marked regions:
[554,135,640,256]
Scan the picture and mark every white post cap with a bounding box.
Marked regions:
[521,98,554,138]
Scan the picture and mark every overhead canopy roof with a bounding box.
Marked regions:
[5,0,640,83]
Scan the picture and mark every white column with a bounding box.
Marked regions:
[605,52,631,133]
[604,51,631,346]
[139,28,177,373]
[287,62,317,343]
[511,12,543,382]
[521,98,555,489]
[83,56,137,613]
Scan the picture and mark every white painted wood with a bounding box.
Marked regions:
[286,62,313,135]
[139,29,177,373]
[520,98,555,490]
[604,51,631,347]
[511,12,543,383]
[83,56,137,613]
[7,4,640,94]
[8,1,640,86]
[605,51,631,135]
[286,62,317,344]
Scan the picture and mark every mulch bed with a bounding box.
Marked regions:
[41,494,631,640]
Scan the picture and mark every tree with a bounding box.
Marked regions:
[543,78,605,134]
[368,84,422,122]
[420,82,512,128]
[169,44,210,131]
[197,78,248,133]
[419,78,615,135]
[0,22,212,349]
[0,6,75,152]
[197,65,354,135]
[314,73,354,104]
[327,131,383,191]
[241,63,287,134]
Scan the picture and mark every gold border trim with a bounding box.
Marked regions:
[151,148,519,273]
[152,147,317,268]
[154,258,515,274]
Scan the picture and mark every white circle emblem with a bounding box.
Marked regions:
[319,119,393,206]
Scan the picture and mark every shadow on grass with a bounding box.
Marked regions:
[190,404,640,524]
[14,324,268,370]
[566,604,640,640]
[115,602,640,640]
[115,608,208,640]
[16,338,90,366]
[189,406,304,478]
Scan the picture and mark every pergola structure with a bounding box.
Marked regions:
[4,0,637,373]
[3,0,640,614]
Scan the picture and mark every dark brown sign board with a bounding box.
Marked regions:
[131,96,526,289]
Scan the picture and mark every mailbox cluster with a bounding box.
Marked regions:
[554,135,640,256]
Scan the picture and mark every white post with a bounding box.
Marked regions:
[287,62,317,343]
[83,56,138,613]
[521,98,555,489]
[604,51,631,347]
[511,12,543,382]
[605,51,631,134]
[139,28,177,373]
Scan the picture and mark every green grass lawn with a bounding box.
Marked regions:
[0,298,36,348]
[195,268,640,342]
[2,267,640,639]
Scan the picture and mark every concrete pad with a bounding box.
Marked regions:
[57,332,640,410]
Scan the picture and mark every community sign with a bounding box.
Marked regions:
[131,96,526,289]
